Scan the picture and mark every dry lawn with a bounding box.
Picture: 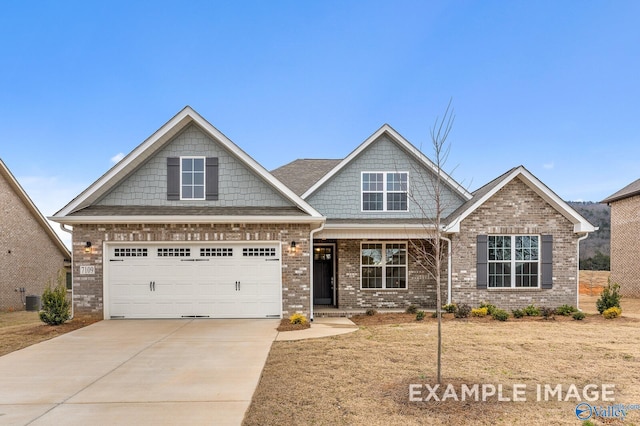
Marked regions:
[0,311,99,357]
[580,270,610,296]
[245,302,640,426]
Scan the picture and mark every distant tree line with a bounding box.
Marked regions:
[568,201,610,271]
[579,251,610,271]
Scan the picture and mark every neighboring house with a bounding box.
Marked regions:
[0,159,71,311]
[51,107,595,320]
[602,180,640,298]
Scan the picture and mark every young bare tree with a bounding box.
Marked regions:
[409,100,458,384]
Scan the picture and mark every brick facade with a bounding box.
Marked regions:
[609,195,640,298]
[0,173,68,311]
[450,177,580,310]
[72,223,312,319]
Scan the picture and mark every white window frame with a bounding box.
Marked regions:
[360,241,408,290]
[180,156,206,200]
[488,235,540,289]
[361,172,409,212]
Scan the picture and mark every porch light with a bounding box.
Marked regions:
[289,241,297,253]
[84,242,92,253]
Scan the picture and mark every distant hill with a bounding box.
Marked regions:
[567,201,610,268]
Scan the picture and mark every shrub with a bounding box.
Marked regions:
[479,302,497,316]
[289,313,308,325]
[405,304,419,314]
[365,308,377,316]
[524,304,540,316]
[512,309,525,319]
[603,306,622,319]
[492,309,509,321]
[416,311,426,321]
[442,303,457,313]
[596,280,622,314]
[540,307,555,320]
[572,311,586,321]
[454,304,471,319]
[556,304,577,316]
[471,307,488,317]
[431,311,438,318]
[39,270,71,326]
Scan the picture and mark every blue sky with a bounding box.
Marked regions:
[1,1,639,246]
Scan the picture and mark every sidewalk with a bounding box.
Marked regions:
[275,317,359,341]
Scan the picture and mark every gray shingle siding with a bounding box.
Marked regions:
[306,135,466,219]
[97,124,293,208]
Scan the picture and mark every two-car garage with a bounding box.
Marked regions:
[104,242,282,319]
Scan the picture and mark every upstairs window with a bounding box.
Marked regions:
[362,172,408,211]
[181,157,205,200]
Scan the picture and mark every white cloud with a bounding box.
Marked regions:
[543,162,554,170]
[111,153,125,164]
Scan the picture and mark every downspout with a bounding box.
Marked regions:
[441,235,452,305]
[308,221,325,322]
[576,233,590,311]
[60,223,74,320]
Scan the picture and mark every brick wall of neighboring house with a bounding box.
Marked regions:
[451,177,581,310]
[335,239,447,310]
[71,223,311,319]
[0,177,67,311]
[609,195,640,298]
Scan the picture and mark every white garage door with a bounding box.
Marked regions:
[105,243,281,319]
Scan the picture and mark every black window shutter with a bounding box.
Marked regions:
[541,235,553,289]
[167,157,180,200]
[476,234,488,289]
[205,157,219,201]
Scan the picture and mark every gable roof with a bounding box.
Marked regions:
[51,106,323,224]
[271,159,342,196]
[446,166,596,233]
[601,178,640,204]
[300,124,473,201]
[0,159,70,258]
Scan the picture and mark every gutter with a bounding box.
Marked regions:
[49,215,324,225]
[308,221,326,321]
[60,224,74,320]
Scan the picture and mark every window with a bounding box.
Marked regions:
[362,172,408,211]
[158,248,191,257]
[361,242,407,289]
[488,236,539,288]
[114,248,148,257]
[200,247,233,257]
[243,247,277,257]
[181,157,205,200]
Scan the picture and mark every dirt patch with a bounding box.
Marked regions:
[0,311,100,357]
[579,270,610,295]
[245,301,640,425]
[277,318,311,332]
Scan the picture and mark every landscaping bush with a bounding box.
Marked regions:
[431,311,438,318]
[524,304,540,316]
[492,309,509,321]
[602,307,622,319]
[39,270,71,326]
[556,304,578,316]
[540,307,555,320]
[405,304,419,314]
[479,302,497,316]
[471,307,488,317]
[572,311,586,321]
[365,308,377,316]
[289,313,308,325]
[596,280,622,314]
[454,304,471,319]
[442,303,457,313]
[512,309,525,319]
[416,311,426,321]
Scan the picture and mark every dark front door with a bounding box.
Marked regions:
[313,246,334,305]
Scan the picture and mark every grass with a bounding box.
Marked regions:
[0,311,99,357]
[244,297,640,426]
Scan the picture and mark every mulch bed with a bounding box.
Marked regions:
[277,318,311,332]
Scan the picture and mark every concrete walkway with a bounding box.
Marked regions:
[0,317,358,425]
[0,319,279,426]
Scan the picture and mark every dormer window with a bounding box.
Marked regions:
[362,172,408,211]
[181,157,205,200]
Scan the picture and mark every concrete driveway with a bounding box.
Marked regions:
[0,319,279,426]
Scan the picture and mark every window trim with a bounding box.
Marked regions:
[361,171,409,212]
[360,241,408,290]
[487,235,540,289]
[180,156,206,200]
